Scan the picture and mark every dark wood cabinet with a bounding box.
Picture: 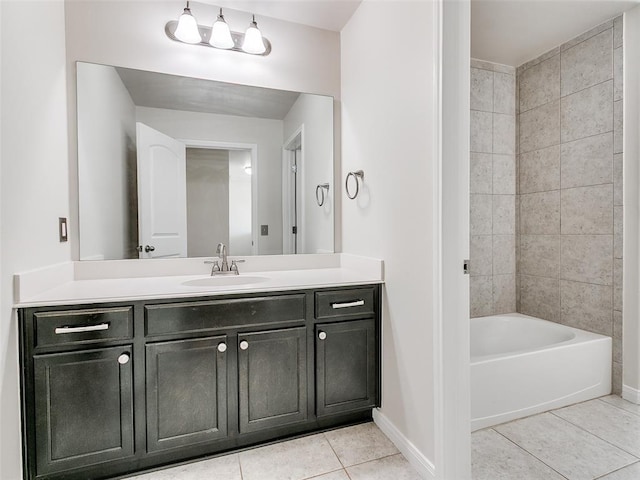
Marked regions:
[315,319,378,416]
[19,284,380,480]
[32,346,134,475]
[238,327,307,433]
[145,336,228,452]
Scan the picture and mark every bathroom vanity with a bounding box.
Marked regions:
[17,261,381,480]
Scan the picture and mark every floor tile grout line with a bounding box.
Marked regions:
[301,467,348,480]
[549,409,640,460]
[598,396,640,418]
[238,452,244,480]
[323,431,347,469]
[592,460,640,480]
[343,452,404,470]
[490,427,571,480]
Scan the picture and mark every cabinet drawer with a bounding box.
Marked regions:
[34,307,133,348]
[315,288,375,319]
[145,295,306,337]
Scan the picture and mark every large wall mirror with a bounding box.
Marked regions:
[76,61,334,260]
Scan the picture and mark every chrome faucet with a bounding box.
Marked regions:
[216,243,229,271]
[204,243,245,276]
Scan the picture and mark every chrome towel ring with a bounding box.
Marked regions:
[345,170,364,200]
[316,183,330,206]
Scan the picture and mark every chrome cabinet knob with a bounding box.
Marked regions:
[239,340,249,350]
[217,343,227,353]
[318,331,327,340]
[118,353,130,365]
[144,245,155,253]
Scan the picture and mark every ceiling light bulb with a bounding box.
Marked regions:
[209,8,234,49]
[174,1,201,44]
[242,15,266,55]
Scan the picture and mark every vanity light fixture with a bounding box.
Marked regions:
[209,8,234,49]
[173,1,202,44]
[242,15,266,55]
[165,4,271,56]
[243,165,252,175]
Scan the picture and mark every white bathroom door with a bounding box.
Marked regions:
[136,122,188,259]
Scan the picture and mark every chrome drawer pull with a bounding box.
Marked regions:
[331,299,365,309]
[54,323,110,334]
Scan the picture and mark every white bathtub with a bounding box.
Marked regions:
[471,313,611,431]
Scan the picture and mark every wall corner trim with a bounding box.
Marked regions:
[373,409,436,479]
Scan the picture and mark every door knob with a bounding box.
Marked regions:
[318,331,327,340]
[144,245,155,253]
[118,353,130,365]
[217,343,227,353]
[239,340,249,350]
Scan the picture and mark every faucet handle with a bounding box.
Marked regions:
[229,259,245,275]
[204,260,221,275]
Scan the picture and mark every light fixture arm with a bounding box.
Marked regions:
[165,20,272,56]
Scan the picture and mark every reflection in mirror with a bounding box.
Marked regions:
[76,62,334,260]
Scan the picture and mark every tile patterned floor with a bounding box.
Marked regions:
[473,395,640,480]
[123,422,421,480]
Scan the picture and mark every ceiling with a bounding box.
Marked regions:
[472,0,640,66]
[115,67,301,120]
[199,0,362,32]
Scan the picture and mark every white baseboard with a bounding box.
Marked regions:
[622,384,640,404]
[373,409,436,479]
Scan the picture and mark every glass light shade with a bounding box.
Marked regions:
[242,18,266,55]
[244,165,252,175]
[174,6,201,44]
[209,13,234,49]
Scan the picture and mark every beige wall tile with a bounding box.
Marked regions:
[614,206,623,259]
[613,361,622,395]
[560,132,613,189]
[494,274,516,313]
[471,110,492,153]
[560,235,613,285]
[520,100,560,154]
[560,29,613,97]
[561,80,613,143]
[519,145,560,193]
[520,191,560,235]
[614,153,623,206]
[493,154,515,194]
[493,114,515,154]
[614,100,623,154]
[493,235,516,275]
[561,184,613,234]
[520,275,560,321]
[520,235,560,278]
[493,195,516,234]
[471,276,493,318]
[519,55,560,113]
[562,20,613,51]
[494,72,515,114]
[614,310,622,338]
[471,152,492,194]
[560,280,612,335]
[471,194,493,235]
[470,235,493,276]
[614,47,623,102]
[471,68,494,112]
[614,16,623,49]
[614,258,622,311]
[518,47,560,76]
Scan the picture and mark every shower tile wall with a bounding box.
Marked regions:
[515,17,623,393]
[470,60,516,317]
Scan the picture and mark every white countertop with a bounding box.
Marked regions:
[14,254,384,307]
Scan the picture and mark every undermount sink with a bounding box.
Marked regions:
[182,275,269,287]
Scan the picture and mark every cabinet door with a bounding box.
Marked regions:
[316,319,377,416]
[238,327,307,433]
[33,346,134,476]
[146,336,228,452]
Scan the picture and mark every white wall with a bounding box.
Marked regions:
[0,2,71,478]
[64,0,341,260]
[623,6,640,401]
[136,106,284,255]
[283,94,334,254]
[77,63,136,260]
[341,0,438,469]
